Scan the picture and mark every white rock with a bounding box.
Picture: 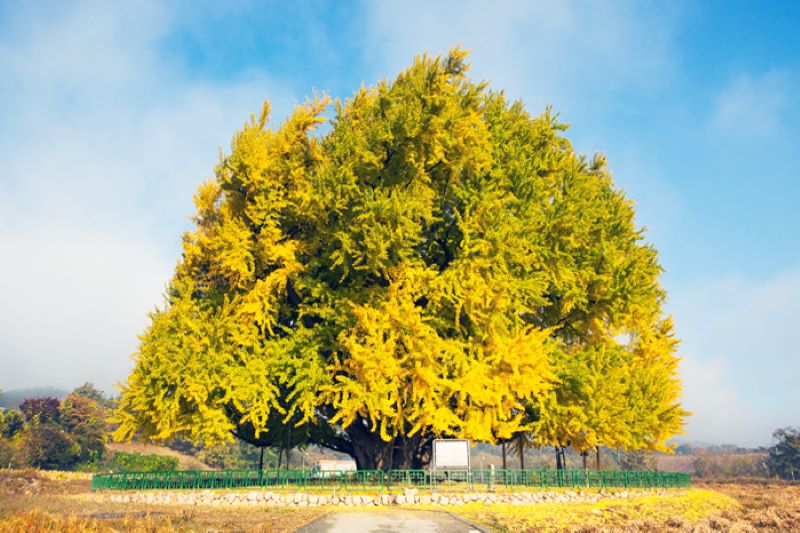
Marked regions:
[395,494,406,505]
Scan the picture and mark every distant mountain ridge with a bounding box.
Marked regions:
[0,387,69,409]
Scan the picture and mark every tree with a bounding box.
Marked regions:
[615,449,658,471]
[60,394,106,463]
[767,427,800,480]
[115,47,686,469]
[0,395,19,467]
[536,342,632,469]
[1,409,24,439]
[17,421,80,470]
[508,431,536,469]
[71,382,113,409]
[20,397,60,424]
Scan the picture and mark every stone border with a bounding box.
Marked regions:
[101,487,681,507]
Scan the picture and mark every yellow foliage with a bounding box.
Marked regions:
[115,46,686,463]
[455,489,739,532]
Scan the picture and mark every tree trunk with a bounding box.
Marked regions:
[393,434,421,470]
[581,450,588,470]
[555,446,562,470]
[259,445,265,471]
[595,446,601,470]
[501,439,507,470]
[285,426,292,469]
[520,445,525,470]
[298,413,432,470]
[347,425,392,470]
[277,447,283,469]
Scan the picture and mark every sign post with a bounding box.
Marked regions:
[432,439,471,491]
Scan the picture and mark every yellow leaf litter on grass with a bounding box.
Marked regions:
[454,489,739,532]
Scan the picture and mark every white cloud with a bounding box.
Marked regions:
[679,356,762,447]
[0,1,295,394]
[671,267,800,447]
[364,0,680,116]
[0,223,171,394]
[708,70,793,137]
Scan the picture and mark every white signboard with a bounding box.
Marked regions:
[432,439,470,469]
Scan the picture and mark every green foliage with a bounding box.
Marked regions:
[0,440,13,467]
[17,422,81,470]
[167,438,278,470]
[116,47,687,468]
[199,441,277,470]
[71,383,113,409]
[60,395,106,464]
[767,427,800,480]
[1,409,24,439]
[0,394,107,471]
[99,451,179,472]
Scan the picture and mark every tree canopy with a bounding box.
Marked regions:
[0,389,107,470]
[115,47,687,469]
[767,427,800,480]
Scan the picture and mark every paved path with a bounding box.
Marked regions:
[296,510,486,533]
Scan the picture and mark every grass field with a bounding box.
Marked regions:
[1,469,798,532]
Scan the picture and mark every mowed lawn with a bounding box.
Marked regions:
[1,470,799,532]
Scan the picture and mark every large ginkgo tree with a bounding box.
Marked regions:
[115,48,687,469]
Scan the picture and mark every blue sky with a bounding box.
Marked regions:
[1,1,798,447]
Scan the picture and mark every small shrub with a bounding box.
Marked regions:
[99,451,179,472]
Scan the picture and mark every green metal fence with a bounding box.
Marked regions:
[91,468,691,491]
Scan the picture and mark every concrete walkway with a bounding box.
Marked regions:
[296,510,486,533]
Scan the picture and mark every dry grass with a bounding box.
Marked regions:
[454,481,800,532]
[0,470,323,532]
[454,489,739,532]
[696,480,800,531]
[0,507,324,533]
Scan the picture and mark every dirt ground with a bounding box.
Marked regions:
[1,470,799,532]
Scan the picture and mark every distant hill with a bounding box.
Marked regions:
[0,388,69,409]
